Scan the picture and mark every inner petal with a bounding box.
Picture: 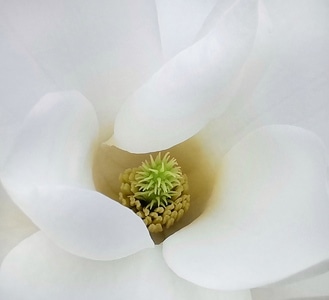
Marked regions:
[109,0,259,153]
[93,136,217,243]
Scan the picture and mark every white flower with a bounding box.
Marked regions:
[1,0,329,299]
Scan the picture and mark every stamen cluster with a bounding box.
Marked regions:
[119,153,190,233]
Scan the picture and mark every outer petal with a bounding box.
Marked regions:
[0,109,37,263]
[0,183,37,263]
[0,231,251,300]
[0,22,55,124]
[252,271,329,299]
[163,126,329,290]
[250,0,329,146]
[198,0,329,156]
[0,109,20,170]
[0,0,163,137]
[1,92,153,260]
[109,0,258,153]
[155,0,219,59]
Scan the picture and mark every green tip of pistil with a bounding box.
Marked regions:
[134,152,183,209]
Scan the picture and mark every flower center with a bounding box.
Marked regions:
[119,153,190,233]
[92,136,217,243]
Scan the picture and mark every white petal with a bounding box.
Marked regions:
[1,92,153,260]
[0,23,55,122]
[0,90,38,263]
[0,0,162,136]
[163,126,329,290]
[0,183,37,263]
[1,91,98,189]
[155,0,219,59]
[199,0,329,156]
[250,0,329,137]
[252,273,329,300]
[252,271,329,300]
[198,0,273,159]
[109,0,258,153]
[0,232,251,300]
[7,186,153,260]
[0,111,20,169]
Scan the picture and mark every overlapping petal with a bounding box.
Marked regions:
[163,125,329,290]
[0,231,251,300]
[1,91,97,188]
[249,0,329,142]
[109,0,259,153]
[0,22,55,123]
[0,0,163,136]
[0,92,153,260]
[199,0,329,156]
[155,0,220,59]
[0,183,37,263]
[13,186,153,260]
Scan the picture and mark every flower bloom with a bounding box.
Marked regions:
[1,0,329,299]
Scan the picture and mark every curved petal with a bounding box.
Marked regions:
[198,0,273,158]
[249,0,329,140]
[1,185,153,260]
[0,231,251,300]
[198,0,329,156]
[109,0,258,153]
[163,126,329,290]
[1,91,98,188]
[252,271,329,299]
[0,0,163,136]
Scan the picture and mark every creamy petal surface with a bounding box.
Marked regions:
[163,125,329,290]
[155,0,219,59]
[1,91,98,188]
[0,23,55,123]
[0,183,37,263]
[0,0,163,136]
[249,0,329,144]
[252,270,329,299]
[1,92,153,260]
[110,0,259,153]
[198,0,329,156]
[13,186,152,260]
[0,232,251,300]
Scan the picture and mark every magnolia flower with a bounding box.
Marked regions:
[1,0,329,299]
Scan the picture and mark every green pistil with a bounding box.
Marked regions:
[119,152,190,233]
[135,152,183,209]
